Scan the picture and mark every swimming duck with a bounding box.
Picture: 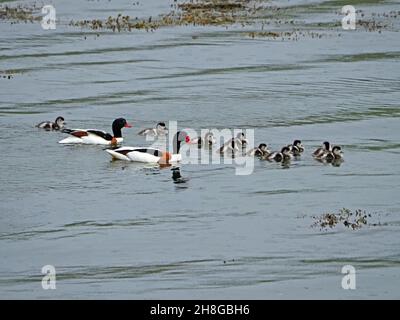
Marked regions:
[247,143,270,157]
[105,131,190,163]
[313,141,331,158]
[288,140,304,156]
[265,146,292,162]
[36,116,65,131]
[59,118,132,145]
[321,146,343,162]
[137,122,168,137]
[190,132,216,148]
[218,132,248,154]
[172,167,189,184]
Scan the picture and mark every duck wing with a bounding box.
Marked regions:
[61,129,89,138]
[87,130,113,141]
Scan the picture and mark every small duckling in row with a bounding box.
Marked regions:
[246,143,270,157]
[287,139,304,156]
[137,122,168,137]
[313,141,331,158]
[264,146,293,162]
[36,116,65,131]
[313,141,344,160]
[218,132,248,154]
[190,132,216,148]
[320,146,343,161]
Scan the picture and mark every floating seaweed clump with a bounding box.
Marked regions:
[69,14,162,32]
[177,1,244,11]
[0,4,41,23]
[68,0,266,32]
[312,208,373,231]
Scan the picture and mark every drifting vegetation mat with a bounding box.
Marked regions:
[1,0,399,38]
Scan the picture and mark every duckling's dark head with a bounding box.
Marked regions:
[205,132,214,144]
[55,116,65,127]
[323,141,330,150]
[332,146,342,155]
[281,146,290,154]
[294,140,302,146]
[259,143,267,150]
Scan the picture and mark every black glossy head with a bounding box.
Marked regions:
[112,118,131,137]
[259,143,267,150]
[157,122,166,128]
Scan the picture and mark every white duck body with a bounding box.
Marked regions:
[106,131,189,163]
[106,147,181,163]
[59,130,123,145]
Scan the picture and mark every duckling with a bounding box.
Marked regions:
[313,141,331,158]
[218,132,248,154]
[288,140,304,156]
[247,143,270,157]
[266,146,292,162]
[36,116,65,131]
[321,146,343,162]
[138,122,168,137]
[190,132,216,148]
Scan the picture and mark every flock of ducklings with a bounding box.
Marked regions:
[215,133,343,164]
[36,116,343,165]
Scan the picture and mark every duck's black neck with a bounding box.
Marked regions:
[173,131,182,154]
[112,125,122,138]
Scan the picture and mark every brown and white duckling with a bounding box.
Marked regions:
[288,140,304,156]
[247,143,270,157]
[266,146,293,162]
[218,132,248,154]
[313,141,331,158]
[321,146,343,162]
[138,122,168,137]
[190,132,216,148]
[36,116,65,131]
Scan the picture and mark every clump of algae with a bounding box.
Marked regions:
[0,4,41,23]
[311,208,373,231]
[69,0,259,32]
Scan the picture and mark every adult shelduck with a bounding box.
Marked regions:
[58,118,132,145]
[105,131,190,164]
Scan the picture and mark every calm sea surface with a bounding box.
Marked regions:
[0,0,400,298]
